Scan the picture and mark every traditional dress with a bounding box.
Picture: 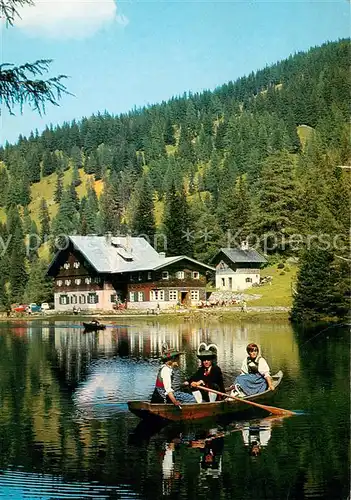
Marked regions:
[151,364,196,404]
[234,355,270,395]
[188,365,225,402]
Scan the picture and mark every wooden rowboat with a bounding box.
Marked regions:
[128,371,283,421]
[82,322,106,332]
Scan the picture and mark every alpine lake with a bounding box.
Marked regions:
[0,317,349,500]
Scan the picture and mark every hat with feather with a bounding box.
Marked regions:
[160,342,184,362]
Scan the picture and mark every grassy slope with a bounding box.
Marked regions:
[26,168,100,225]
[297,125,314,150]
[245,263,298,307]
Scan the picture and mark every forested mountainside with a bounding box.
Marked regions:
[0,39,349,321]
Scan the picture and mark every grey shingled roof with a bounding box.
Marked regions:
[49,236,215,273]
[153,255,214,271]
[213,248,267,264]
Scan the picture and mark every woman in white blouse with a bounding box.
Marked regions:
[232,343,274,396]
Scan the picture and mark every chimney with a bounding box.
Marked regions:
[126,234,132,253]
[105,232,112,245]
[240,240,249,251]
[159,252,166,259]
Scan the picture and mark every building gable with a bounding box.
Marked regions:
[211,248,267,268]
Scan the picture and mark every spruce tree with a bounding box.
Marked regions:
[39,198,50,241]
[163,180,193,256]
[51,187,79,248]
[9,226,28,303]
[70,145,83,169]
[27,148,41,183]
[0,167,9,207]
[72,162,81,187]
[79,194,97,235]
[54,168,64,203]
[164,117,175,146]
[99,172,123,234]
[291,246,337,322]
[131,174,156,242]
[250,150,299,254]
[24,259,53,305]
[42,150,57,177]
[177,125,194,164]
[27,220,39,263]
[23,206,32,236]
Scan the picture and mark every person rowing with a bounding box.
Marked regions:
[151,347,196,406]
[184,343,225,403]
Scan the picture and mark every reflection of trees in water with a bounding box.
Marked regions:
[46,319,300,391]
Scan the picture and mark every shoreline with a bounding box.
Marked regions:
[0,306,291,323]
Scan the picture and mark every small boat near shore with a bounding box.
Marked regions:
[128,371,283,421]
[82,321,106,332]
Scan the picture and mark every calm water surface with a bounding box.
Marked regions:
[0,319,349,499]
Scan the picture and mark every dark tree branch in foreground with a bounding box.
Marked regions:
[0,0,71,115]
[0,0,34,26]
[0,60,71,115]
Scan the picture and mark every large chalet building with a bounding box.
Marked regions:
[47,235,215,311]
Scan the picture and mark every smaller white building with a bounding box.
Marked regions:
[211,245,267,292]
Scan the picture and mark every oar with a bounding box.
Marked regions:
[198,386,296,416]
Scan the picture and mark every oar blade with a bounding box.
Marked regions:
[198,385,296,416]
[258,404,295,416]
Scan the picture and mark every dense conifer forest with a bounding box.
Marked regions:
[0,39,349,321]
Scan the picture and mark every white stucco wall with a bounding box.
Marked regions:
[215,270,261,291]
[128,300,200,310]
[54,290,115,312]
[54,293,201,311]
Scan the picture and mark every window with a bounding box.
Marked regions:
[138,291,144,302]
[228,277,232,289]
[190,290,199,301]
[88,293,98,304]
[110,294,116,303]
[57,280,63,287]
[147,272,152,280]
[73,262,80,268]
[176,271,184,279]
[192,271,199,279]
[245,277,252,283]
[64,263,70,269]
[64,279,71,286]
[138,273,143,282]
[59,295,68,305]
[162,271,169,280]
[129,292,135,302]
[130,274,137,282]
[94,277,100,284]
[71,295,77,304]
[85,277,92,284]
[221,278,225,287]
[79,295,86,304]
[75,278,81,285]
[151,290,165,301]
[169,290,178,301]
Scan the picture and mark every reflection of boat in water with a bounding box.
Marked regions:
[128,371,283,421]
[83,322,106,332]
[128,415,287,495]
